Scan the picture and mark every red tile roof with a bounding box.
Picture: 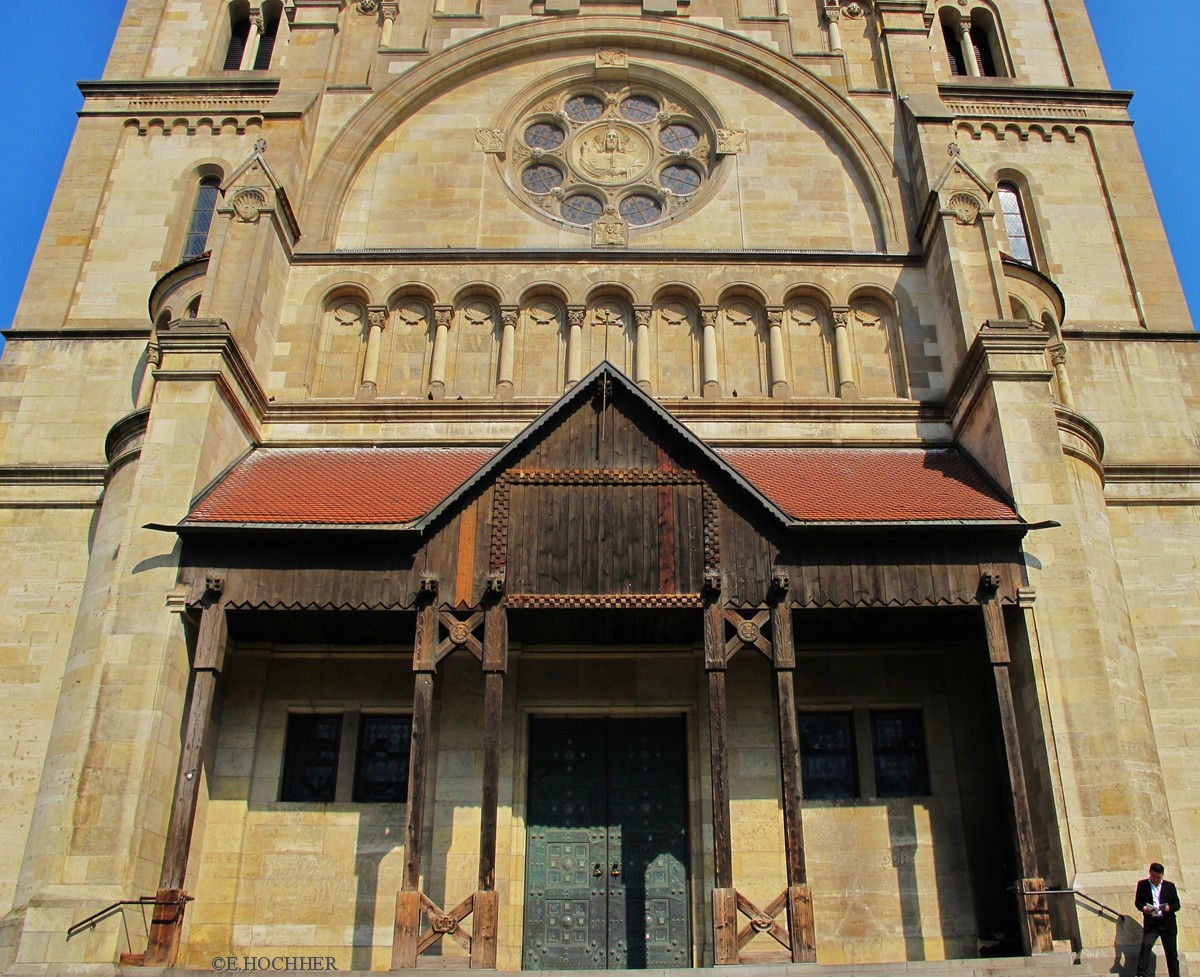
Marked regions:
[718,447,1017,522]
[187,447,496,526]
[184,444,1016,528]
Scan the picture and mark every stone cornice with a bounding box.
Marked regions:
[1062,328,1200,343]
[155,319,269,444]
[297,248,922,265]
[1054,405,1105,478]
[937,82,1132,112]
[79,78,281,100]
[0,464,107,486]
[945,321,1054,425]
[2,328,151,342]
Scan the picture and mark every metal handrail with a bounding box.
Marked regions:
[1012,886,1126,922]
[66,894,193,942]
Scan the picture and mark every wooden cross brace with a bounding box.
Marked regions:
[735,889,791,952]
[724,609,772,664]
[416,892,476,955]
[435,610,485,666]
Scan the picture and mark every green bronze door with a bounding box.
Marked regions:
[524,717,691,970]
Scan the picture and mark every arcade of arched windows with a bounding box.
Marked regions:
[308,285,915,402]
[934,4,1009,79]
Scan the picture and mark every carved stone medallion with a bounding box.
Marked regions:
[231,187,267,223]
[948,192,981,225]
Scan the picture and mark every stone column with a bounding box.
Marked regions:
[634,306,652,392]
[832,308,857,399]
[566,306,585,386]
[360,305,388,397]
[1049,344,1074,408]
[239,10,263,70]
[497,306,518,399]
[767,307,790,399]
[824,0,842,52]
[959,22,981,77]
[136,340,161,409]
[428,305,452,399]
[701,306,720,398]
[380,1,399,46]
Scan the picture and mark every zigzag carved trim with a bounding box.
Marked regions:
[507,593,703,609]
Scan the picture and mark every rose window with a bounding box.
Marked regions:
[507,83,718,231]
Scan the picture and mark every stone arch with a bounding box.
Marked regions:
[313,286,372,398]
[384,286,438,398]
[651,290,702,398]
[582,289,636,377]
[448,292,501,397]
[518,285,570,397]
[718,290,768,398]
[781,288,836,398]
[298,18,906,252]
[846,287,908,398]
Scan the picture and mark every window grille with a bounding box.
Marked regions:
[182,176,220,260]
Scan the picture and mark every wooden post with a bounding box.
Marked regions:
[147,598,227,966]
[704,597,738,964]
[473,600,506,969]
[771,597,816,962]
[981,595,1053,955]
[393,600,437,970]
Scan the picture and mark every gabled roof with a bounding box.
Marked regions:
[170,363,1022,533]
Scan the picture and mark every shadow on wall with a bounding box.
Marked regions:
[1109,909,1146,976]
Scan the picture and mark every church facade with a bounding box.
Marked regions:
[0,0,1196,973]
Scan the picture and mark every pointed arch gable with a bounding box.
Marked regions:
[298,18,908,253]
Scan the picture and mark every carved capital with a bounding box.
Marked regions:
[635,308,651,329]
[367,306,388,331]
[700,309,718,330]
[434,306,453,330]
[501,307,519,329]
[568,308,586,329]
[356,0,380,12]
[1049,343,1067,366]
[766,308,783,329]
[832,309,850,330]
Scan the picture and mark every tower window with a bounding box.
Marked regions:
[253,6,282,70]
[182,176,221,260]
[223,16,250,70]
[970,24,998,77]
[997,183,1034,266]
[942,22,967,76]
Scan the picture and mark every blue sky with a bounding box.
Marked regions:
[0,1,1196,352]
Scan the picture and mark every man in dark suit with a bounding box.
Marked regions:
[1135,862,1181,977]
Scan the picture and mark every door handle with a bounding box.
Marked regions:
[611,863,621,877]
[593,863,603,877]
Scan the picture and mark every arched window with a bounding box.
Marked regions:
[182,176,221,260]
[223,6,251,70]
[254,4,282,70]
[938,7,1004,78]
[942,20,967,76]
[969,24,998,76]
[997,182,1034,266]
